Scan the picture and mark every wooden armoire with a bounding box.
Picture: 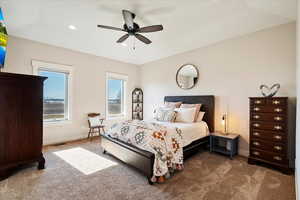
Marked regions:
[0,72,47,180]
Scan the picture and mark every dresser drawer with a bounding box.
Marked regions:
[266,98,287,106]
[251,105,286,114]
[250,129,286,143]
[250,98,266,106]
[250,149,288,165]
[251,122,285,131]
[250,139,286,154]
[251,113,285,122]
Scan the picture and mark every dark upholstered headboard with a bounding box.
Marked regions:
[164,95,215,132]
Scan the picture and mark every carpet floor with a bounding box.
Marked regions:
[0,139,295,200]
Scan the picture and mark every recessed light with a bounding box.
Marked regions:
[68,25,77,30]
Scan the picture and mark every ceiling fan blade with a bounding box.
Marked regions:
[138,25,163,33]
[122,10,134,30]
[135,34,152,44]
[97,25,125,32]
[117,34,130,43]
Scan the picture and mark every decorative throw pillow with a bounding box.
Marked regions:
[164,101,182,108]
[196,112,205,122]
[154,107,177,122]
[180,104,202,122]
[88,116,101,127]
[153,106,172,117]
[174,107,197,123]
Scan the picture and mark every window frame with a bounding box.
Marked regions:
[32,60,73,124]
[106,72,128,120]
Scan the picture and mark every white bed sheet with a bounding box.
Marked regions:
[148,120,210,147]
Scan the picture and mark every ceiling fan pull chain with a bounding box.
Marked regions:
[133,37,136,50]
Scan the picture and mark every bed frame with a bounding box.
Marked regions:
[101,95,215,184]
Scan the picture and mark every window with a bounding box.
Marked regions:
[32,60,72,123]
[39,70,69,121]
[106,72,127,118]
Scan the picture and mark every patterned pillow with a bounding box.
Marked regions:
[154,107,177,122]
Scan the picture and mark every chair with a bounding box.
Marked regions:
[87,113,105,139]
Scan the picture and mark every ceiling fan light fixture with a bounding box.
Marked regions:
[97,10,163,46]
[68,25,77,30]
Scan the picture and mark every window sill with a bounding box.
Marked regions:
[106,115,127,121]
[43,120,72,127]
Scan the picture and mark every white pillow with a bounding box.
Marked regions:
[174,107,197,123]
[88,116,101,127]
[180,104,202,122]
[196,112,205,122]
[165,101,182,108]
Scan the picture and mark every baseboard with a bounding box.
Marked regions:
[296,163,299,200]
[43,136,100,149]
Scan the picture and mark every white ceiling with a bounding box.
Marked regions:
[1,0,297,65]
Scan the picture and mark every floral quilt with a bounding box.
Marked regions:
[105,120,184,181]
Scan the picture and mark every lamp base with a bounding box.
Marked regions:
[221,132,229,136]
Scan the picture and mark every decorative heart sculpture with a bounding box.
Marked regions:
[259,84,280,97]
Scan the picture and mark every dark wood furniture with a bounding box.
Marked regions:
[248,97,290,173]
[101,95,214,184]
[210,132,239,159]
[87,113,105,139]
[132,88,143,120]
[0,72,47,180]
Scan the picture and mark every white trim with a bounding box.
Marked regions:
[43,120,73,127]
[296,163,299,200]
[106,72,128,120]
[32,59,73,124]
[106,71,128,81]
[32,60,72,73]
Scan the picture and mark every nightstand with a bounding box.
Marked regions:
[210,133,239,159]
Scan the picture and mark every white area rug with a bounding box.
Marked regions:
[54,147,117,175]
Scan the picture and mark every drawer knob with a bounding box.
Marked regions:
[274,135,282,140]
[274,116,282,121]
[254,115,260,119]
[273,100,281,105]
[274,125,282,130]
[274,146,282,150]
[253,142,260,146]
[253,151,260,156]
[274,108,283,113]
[255,100,262,104]
[254,107,260,111]
[253,123,260,127]
[253,132,260,136]
[273,156,282,161]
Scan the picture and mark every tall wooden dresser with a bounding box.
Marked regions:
[248,97,290,173]
[0,72,47,180]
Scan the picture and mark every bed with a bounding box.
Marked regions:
[101,95,215,184]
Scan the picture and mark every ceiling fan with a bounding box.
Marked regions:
[97,10,163,45]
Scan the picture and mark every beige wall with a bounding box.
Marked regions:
[3,36,140,145]
[3,23,296,157]
[140,23,296,156]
